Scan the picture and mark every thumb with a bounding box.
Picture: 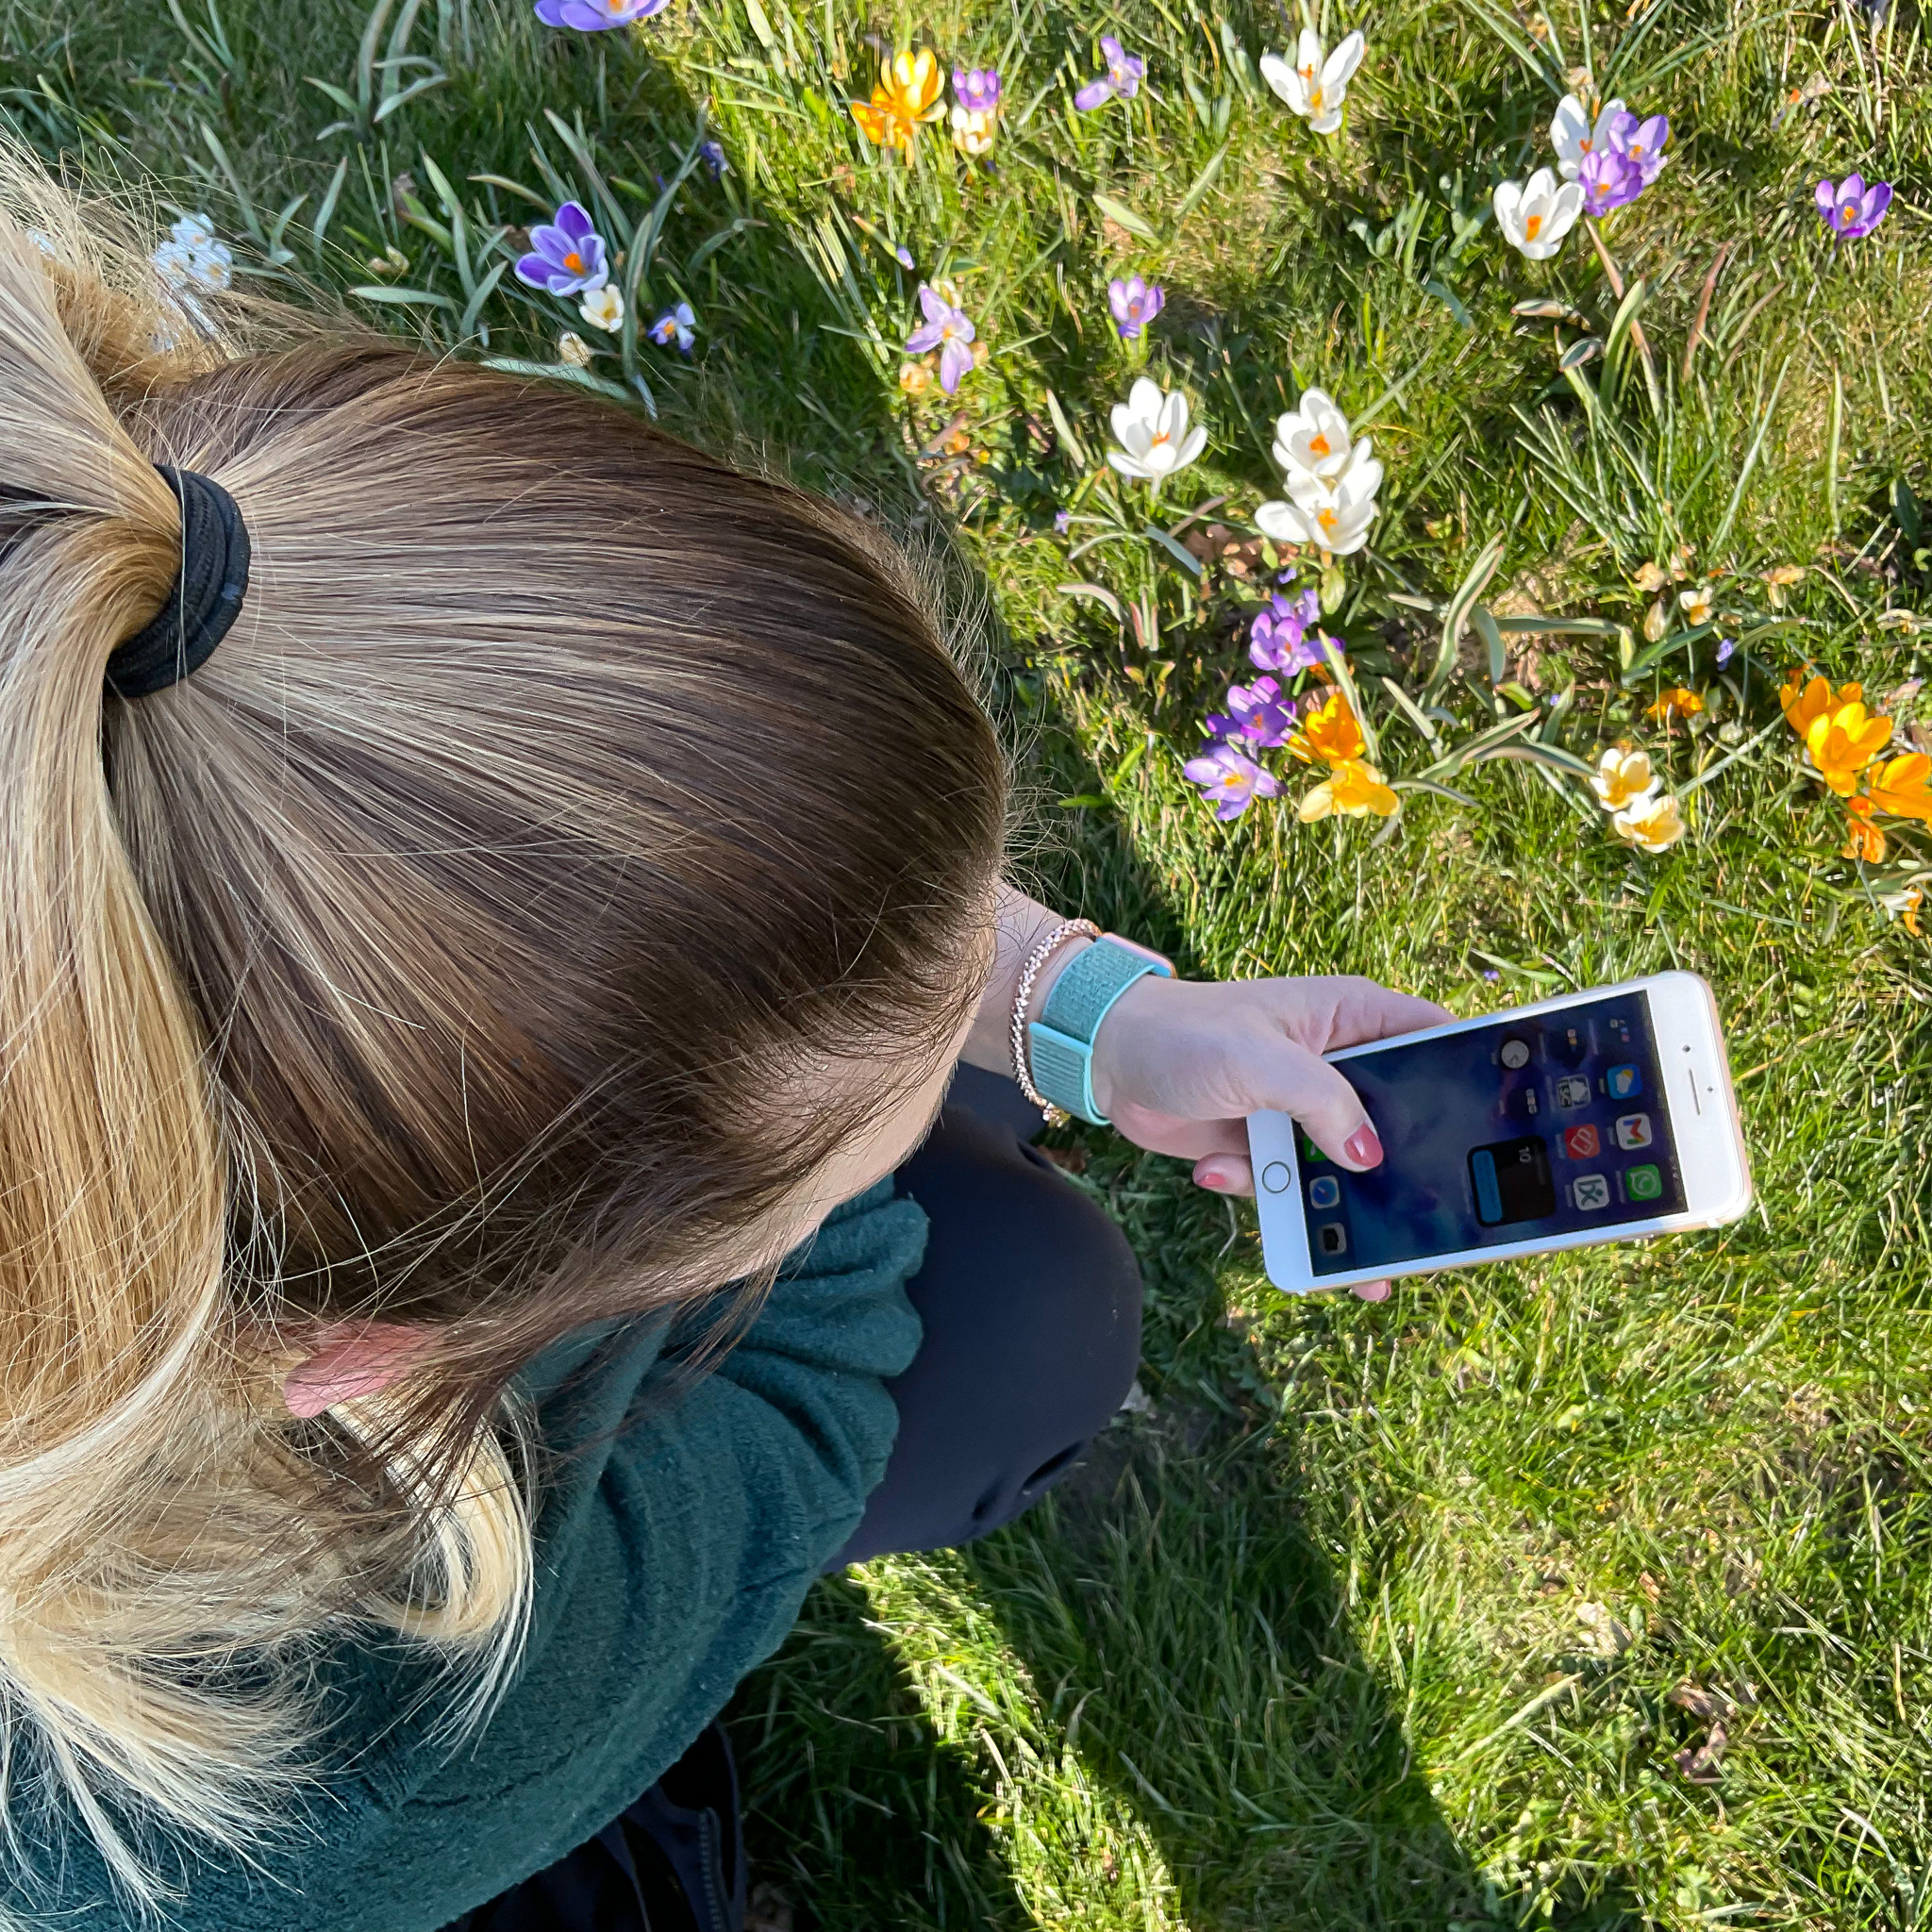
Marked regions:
[1247,1039,1383,1173]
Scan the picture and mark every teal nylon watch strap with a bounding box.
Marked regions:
[1028,936,1174,1127]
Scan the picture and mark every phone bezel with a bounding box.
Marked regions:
[1249,971,1753,1294]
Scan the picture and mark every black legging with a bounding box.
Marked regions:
[449,1067,1145,1932]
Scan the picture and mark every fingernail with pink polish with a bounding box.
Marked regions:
[1199,1169,1227,1191]
[1342,1123,1382,1170]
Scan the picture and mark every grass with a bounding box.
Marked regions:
[18,0,1932,1922]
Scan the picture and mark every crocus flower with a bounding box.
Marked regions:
[557,331,593,368]
[579,284,625,332]
[1219,675,1296,747]
[954,66,1002,112]
[169,212,217,251]
[1250,594,1324,674]
[1493,169,1584,259]
[535,0,668,26]
[1106,377,1208,483]
[951,106,999,154]
[1288,689,1367,766]
[1591,744,1658,811]
[1257,442,1383,556]
[1258,29,1366,136]
[1054,509,1072,534]
[1763,563,1807,607]
[1607,110,1670,186]
[1298,758,1398,821]
[1074,36,1145,110]
[1843,795,1887,863]
[852,50,946,156]
[1678,585,1713,625]
[1612,791,1686,852]
[905,284,975,393]
[1816,174,1892,240]
[1715,637,1738,667]
[1273,388,1359,485]
[1646,686,1704,724]
[1781,673,1859,736]
[1183,742,1279,820]
[1108,275,1165,340]
[515,202,609,296]
[1577,148,1644,219]
[1880,884,1924,933]
[153,234,233,293]
[1806,699,1893,795]
[699,140,729,179]
[1550,92,1627,180]
[1867,751,1932,821]
[648,301,696,354]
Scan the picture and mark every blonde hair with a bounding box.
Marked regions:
[0,148,1004,1919]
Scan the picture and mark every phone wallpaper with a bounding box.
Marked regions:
[1301,993,1688,1276]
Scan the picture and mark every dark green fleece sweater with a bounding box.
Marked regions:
[11,1180,926,1931]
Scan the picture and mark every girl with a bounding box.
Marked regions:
[0,152,1444,1931]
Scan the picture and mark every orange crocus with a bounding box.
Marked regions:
[1289,688,1366,765]
[1843,795,1887,864]
[1805,700,1893,796]
[850,50,945,156]
[1867,752,1932,823]
[1780,671,1860,738]
[1646,686,1704,724]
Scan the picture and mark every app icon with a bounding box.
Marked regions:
[1308,1175,1341,1209]
[1625,1163,1664,1202]
[1606,1064,1643,1100]
[1550,1024,1590,1068]
[1317,1223,1348,1257]
[1554,1074,1591,1108]
[1499,1037,1532,1070]
[1299,1129,1324,1163]
[1572,1173,1610,1211]
[1469,1137,1556,1225]
[1614,1112,1653,1150]
[1562,1124,1601,1158]
[1605,1014,1634,1046]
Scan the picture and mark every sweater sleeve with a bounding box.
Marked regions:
[294,1178,928,1932]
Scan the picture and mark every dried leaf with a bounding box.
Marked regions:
[1675,1721,1727,1784]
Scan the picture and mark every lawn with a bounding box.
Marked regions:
[22,0,1932,1922]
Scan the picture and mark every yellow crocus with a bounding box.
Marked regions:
[1866,751,1932,822]
[1298,759,1399,822]
[1288,688,1366,765]
[1780,672,1858,737]
[850,49,945,155]
[1591,742,1657,811]
[1805,700,1892,796]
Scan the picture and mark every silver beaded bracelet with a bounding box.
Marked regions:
[1008,918,1100,1124]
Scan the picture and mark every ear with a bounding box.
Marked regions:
[282,1322,439,1418]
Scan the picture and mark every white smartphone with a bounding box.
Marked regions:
[1249,972,1752,1295]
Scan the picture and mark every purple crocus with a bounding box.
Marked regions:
[648,301,697,354]
[905,284,976,393]
[1108,275,1165,340]
[1054,508,1072,534]
[514,202,609,296]
[1183,742,1280,820]
[1715,636,1737,667]
[1223,676,1296,747]
[1607,110,1670,187]
[1074,36,1145,110]
[1577,147,1643,219]
[1249,592,1325,674]
[954,66,1002,112]
[1817,174,1892,240]
[534,0,668,27]
[699,140,729,179]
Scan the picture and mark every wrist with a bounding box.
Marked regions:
[1087,968,1168,1119]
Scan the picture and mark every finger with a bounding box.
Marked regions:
[1246,1039,1384,1171]
[1351,1278,1391,1302]
[1192,1152,1253,1196]
[1325,979,1457,1049]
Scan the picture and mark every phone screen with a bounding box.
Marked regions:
[1298,990,1688,1276]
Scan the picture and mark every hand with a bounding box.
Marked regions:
[1087,971,1452,1301]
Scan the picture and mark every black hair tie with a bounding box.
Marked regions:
[105,465,250,699]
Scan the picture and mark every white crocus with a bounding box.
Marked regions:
[1257,442,1383,556]
[1273,387,1359,486]
[1107,377,1208,484]
[1259,28,1366,136]
[1550,92,1625,180]
[579,283,625,333]
[1492,168,1584,260]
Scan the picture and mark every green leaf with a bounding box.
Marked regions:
[349,283,458,309]
[1425,533,1507,702]
[1172,145,1227,226]
[1143,525,1202,576]
[1058,793,1108,808]
[480,356,636,404]
[1091,192,1158,241]
[1058,580,1124,619]
[1893,475,1924,543]
[1043,389,1091,473]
